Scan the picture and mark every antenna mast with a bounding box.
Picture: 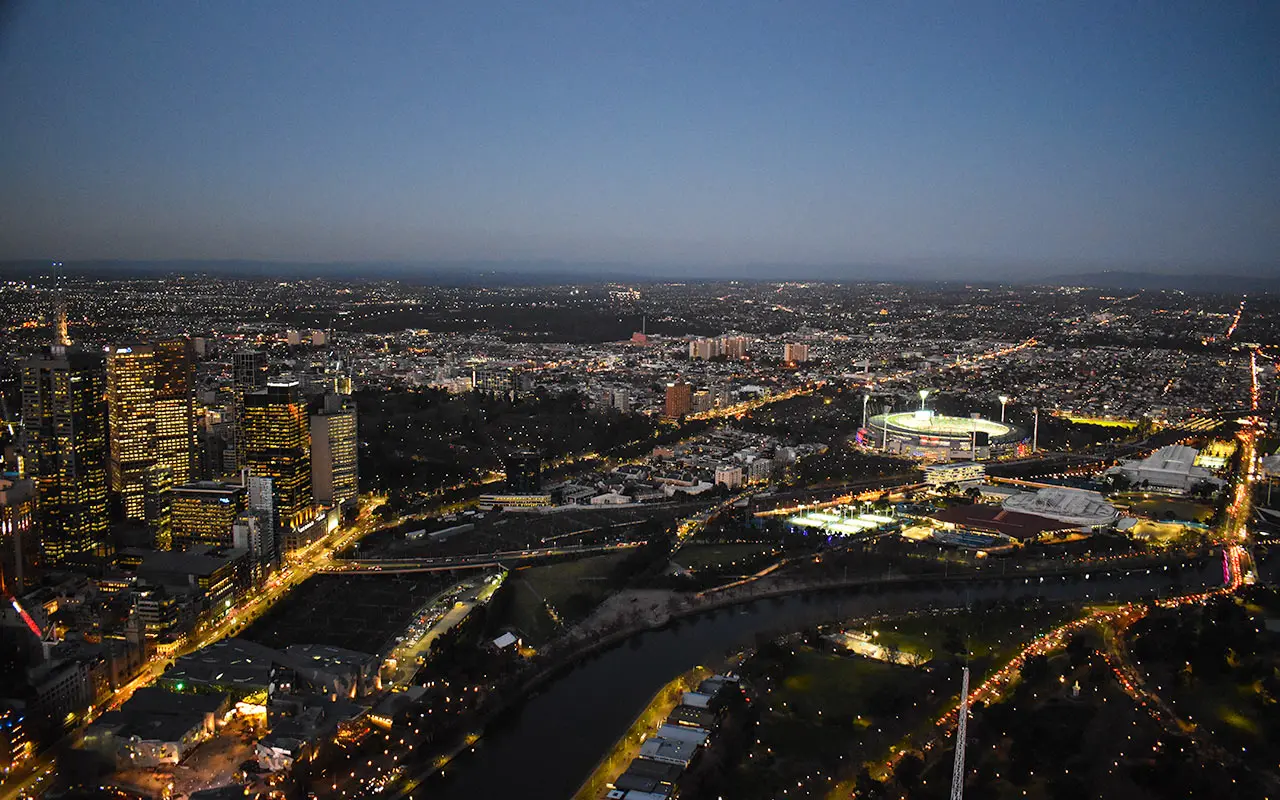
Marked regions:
[949,666,971,800]
[52,260,71,347]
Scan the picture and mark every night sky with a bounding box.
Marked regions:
[1,1,1278,277]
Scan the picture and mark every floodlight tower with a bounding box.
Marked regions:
[1032,407,1040,452]
[862,393,871,430]
[998,395,1010,423]
[919,389,930,412]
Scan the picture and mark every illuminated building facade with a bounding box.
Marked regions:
[106,346,156,520]
[783,342,810,364]
[171,481,247,549]
[22,346,110,564]
[0,704,33,776]
[231,350,269,469]
[153,339,196,487]
[241,382,312,533]
[107,340,194,541]
[310,393,358,510]
[0,478,37,591]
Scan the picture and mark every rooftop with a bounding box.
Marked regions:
[930,504,1077,541]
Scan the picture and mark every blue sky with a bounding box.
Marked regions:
[1,1,1277,276]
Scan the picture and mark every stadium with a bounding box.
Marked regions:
[866,409,1021,459]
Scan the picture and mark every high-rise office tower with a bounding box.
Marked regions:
[21,346,110,564]
[241,381,312,533]
[106,346,156,520]
[309,393,358,510]
[231,351,269,469]
[153,339,196,486]
[170,481,247,549]
[106,340,195,529]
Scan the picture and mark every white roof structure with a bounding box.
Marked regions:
[1109,445,1224,493]
[492,632,519,649]
[639,736,699,766]
[1001,486,1119,529]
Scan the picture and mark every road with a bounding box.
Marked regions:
[384,576,504,689]
[0,499,389,800]
[327,541,645,574]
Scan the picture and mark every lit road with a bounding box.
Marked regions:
[0,497,389,800]
[327,541,645,574]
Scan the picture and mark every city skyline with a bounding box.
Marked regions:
[2,2,1278,277]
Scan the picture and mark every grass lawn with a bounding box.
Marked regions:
[1127,498,1214,523]
[1129,519,1206,546]
[729,648,945,798]
[673,542,781,573]
[499,552,631,645]
[857,605,1082,673]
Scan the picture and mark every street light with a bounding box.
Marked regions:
[998,395,1010,423]
[918,389,930,412]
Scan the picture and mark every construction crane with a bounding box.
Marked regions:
[0,383,15,438]
[0,563,44,641]
[949,666,971,800]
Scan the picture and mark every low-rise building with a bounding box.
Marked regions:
[86,687,228,768]
[1001,486,1119,530]
[1107,445,1225,494]
[714,465,743,490]
[923,461,985,487]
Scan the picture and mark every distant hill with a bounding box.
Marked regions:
[1033,270,1280,293]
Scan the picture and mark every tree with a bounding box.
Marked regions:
[854,766,885,799]
[894,753,924,791]
[1066,631,1090,669]
[1020,653,1049,685]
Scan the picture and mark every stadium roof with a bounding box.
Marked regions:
[930,505,1076,541]
[1001,487,1119,528]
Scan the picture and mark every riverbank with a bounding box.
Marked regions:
[395,554,1221,799]
[572,664,714,800]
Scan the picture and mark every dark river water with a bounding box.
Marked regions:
[408,559,1221,800]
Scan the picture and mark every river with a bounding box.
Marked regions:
[406,558,1220,799]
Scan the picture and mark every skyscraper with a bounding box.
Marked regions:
[231,350,269,470]
[106,340,195,531]
[21,346,110,564]
[106,346,156,520]
[310,393,358,510]
[153,338,196,486]
[241,381,312,534]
